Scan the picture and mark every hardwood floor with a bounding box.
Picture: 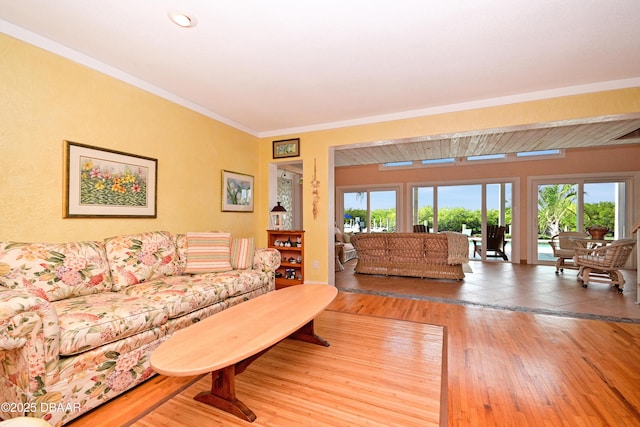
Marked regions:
[133,311,446,427]
[328,292,640,426]
[68,263,640,426]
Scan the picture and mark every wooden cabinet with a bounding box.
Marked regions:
[267,230,304,289]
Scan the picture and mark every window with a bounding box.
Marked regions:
[532,177,630,263]
[379,150,563,171]
[341,187,400,233]
[411,181,513,260]
[383,161,413,167]
[517,149,560,157]
[421,158,455,165]
[467,154,506,161]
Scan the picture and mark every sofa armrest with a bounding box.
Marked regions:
[253,248,281,273]
[0,288,60,390]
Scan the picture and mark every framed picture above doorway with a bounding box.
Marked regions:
[272,138,300,159]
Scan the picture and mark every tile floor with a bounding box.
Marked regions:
[335,259,640,320]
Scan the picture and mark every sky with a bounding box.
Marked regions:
[344,182,616,211]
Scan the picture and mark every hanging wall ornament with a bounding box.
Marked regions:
[311,158,320,219]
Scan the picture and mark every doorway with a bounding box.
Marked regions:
[411,181,514,261]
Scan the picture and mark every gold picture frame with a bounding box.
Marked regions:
[64,141,157,218]
[272,138,300,159]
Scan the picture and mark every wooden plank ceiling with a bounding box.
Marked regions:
[334,115,640,167]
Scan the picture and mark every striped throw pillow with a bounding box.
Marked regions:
[231,237,255,270]
[185,232,232,273]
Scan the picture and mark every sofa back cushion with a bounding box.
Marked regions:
[175,233,188,274]
[184,232,232,273]
[105,231,179,291]
[0,240,113,301]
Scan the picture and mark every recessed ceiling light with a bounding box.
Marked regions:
[168,11,197,28]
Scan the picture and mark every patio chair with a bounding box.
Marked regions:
[473,225,508,260]
[548,231,588,273]
[574,239,636,293]
[413,224,428,233]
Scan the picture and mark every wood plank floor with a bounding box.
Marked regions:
[133,311,446,427]
[328,292,640,426]
[69,310,446,427]
[67,262,640,426]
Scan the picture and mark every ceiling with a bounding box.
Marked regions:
[334,115,640,166]
[2,1,640,166]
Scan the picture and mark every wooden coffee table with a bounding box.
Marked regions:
[150,284,338,422]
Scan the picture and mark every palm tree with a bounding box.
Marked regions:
[538,184,578,237]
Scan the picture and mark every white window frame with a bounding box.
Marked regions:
[336,184,403,232]
[407,177,519,262]
[527,172,637,265]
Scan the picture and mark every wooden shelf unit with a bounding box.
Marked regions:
[267,230,305,289]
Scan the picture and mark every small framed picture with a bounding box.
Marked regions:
[272,138,300,159]
[222,170,254,212]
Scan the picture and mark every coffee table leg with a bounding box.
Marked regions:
[289,320,330,347]
[193,320,328,422]
[194,365,257,422]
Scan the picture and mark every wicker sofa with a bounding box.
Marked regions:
[350,232,469,280]
[0,231,280,426]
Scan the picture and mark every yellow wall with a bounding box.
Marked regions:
[1,33,262,242]
[3,33,639,284]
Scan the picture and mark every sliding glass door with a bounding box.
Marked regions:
[411,182,513,260]
[534,178,629,263]
[342,188,399,233]
[436,184,482,234]
[412,186,434,231]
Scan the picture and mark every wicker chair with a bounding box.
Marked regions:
[473,225,508,260]
[574,239,636,293]
[548,231,588,273]
[413,224,428,233]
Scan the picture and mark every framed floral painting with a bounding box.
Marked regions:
[64,141,157,217]
[222,170,254,212]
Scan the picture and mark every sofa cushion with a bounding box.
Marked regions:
[230,237,255,270]
[52,293,168,355]
[119,275,228,318]
[184,232,232,273]
[105,231,180,291]
[195,269,270,297]
[119,269,269,318]
[0,241,113,301]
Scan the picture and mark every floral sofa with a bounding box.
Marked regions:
[0,231,280,426]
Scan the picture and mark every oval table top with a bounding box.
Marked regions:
[150,284,338,376]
